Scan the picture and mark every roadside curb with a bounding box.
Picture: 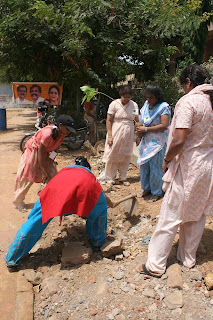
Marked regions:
[16,272,34,320]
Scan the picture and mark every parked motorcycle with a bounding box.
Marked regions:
[20,109,89,152]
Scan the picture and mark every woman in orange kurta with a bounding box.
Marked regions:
[14,114,74,212]
[136,65,213,277]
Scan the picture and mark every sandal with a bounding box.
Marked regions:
[137,191,151,198]
[136,264,163,278]
[147,195,161,203]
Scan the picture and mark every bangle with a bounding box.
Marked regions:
[164,157,170,163]
[144,127,148,132]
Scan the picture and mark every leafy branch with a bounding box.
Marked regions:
[80,85,137,122]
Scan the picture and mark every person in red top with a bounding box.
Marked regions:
[5,157,110,270]
[84,99,97,145]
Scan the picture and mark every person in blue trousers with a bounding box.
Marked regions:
[5,157,112,271]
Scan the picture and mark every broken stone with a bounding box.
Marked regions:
[149,303,157,312]
[96,281,108,295]
[205,273,213,290]
[88,275,96,283]
[143,289,155,298]
[61,242,93,267]
[115,254,123,261]
[189,269,203,281]
[171,308,182,317]
[90,309,98,316]
[163,291,184,310]
[24,270,43,285]
[101,239,123,257]
[166,264,183,289]
[111,267,124,280]
[111,308,120,317]
[41,277,59,296]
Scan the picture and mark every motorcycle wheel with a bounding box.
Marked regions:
[64,131,85,150]
[20,134,34,152]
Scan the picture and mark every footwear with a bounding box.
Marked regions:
[16,205,27,213]
[147,195,161,203]
[6,264,19,273]
[136,264,163,278]
[137,190,151,198]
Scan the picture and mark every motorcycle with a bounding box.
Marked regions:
[20,107,89,152]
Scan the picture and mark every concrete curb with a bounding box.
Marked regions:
[16,272,34,320]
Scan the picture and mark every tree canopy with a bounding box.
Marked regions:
[0,0,212,92]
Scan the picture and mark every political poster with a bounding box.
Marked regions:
[12,82,63,106]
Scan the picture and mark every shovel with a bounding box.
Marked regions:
[112,194,138,216]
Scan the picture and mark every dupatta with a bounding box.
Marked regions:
[137,101,170,165]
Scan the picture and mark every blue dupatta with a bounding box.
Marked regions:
[137,101,170,165]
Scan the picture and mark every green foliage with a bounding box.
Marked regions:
[80,85,98,103]
[202,56,213,80]
[0,0,212,107]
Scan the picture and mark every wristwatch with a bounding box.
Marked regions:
[144,127,148,132]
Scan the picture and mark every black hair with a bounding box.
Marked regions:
[118,85,132,96]
[30,84,41,93]
[75,156,91,170]
[48,85,60,95]
[180,64,213,110]
[145,84,165,103]
[17,85,27,92]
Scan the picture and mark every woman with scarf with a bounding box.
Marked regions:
[136,64,213,277]
[136,85,171,202]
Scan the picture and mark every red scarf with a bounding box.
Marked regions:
[40,166,102,224]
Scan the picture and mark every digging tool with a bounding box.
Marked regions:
[111,194,139,216]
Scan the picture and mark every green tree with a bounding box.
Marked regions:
[0,0,212,108]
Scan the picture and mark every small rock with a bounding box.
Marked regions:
[160,292,165,301]
[205,273,213,290]
[90,309,98,316]
[112,308,120,317]
[171,308,182,317]
[24,270,43,285]
[148,303,157,312]
[163,291,184,310]
[61,242,93,267]
[96,281,108,295]
[115,254,123,261]
[143,289,155,298]
[101,239,123,257]
[123,251,130,258]
[111,267,124,280]
[113,288,122,294]
[189,269,203,281]
[41,277,59,296]
[166,264,183,289]
[88,275,96,283]
[210,299,213,305]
